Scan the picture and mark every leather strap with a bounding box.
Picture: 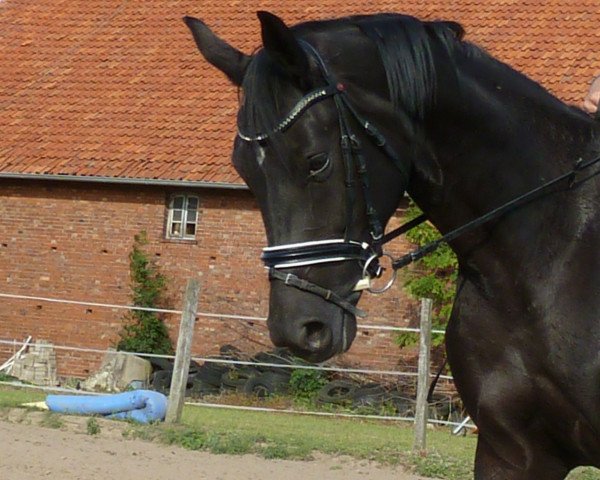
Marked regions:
[268,268,367,318]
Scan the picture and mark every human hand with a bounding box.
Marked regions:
[583,75,600,114]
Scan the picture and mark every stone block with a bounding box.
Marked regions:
[83,352,151,392]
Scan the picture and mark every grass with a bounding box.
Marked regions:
[128,402,479,476]
[39,412,64,429]
[0,385,598,479]
[0,385,46,408]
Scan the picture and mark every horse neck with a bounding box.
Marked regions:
[409,57,599,275]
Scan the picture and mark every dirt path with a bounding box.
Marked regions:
[0,414,429,480]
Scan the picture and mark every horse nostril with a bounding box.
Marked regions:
[303,321,332,351]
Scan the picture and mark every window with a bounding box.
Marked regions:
[166,194,199,240]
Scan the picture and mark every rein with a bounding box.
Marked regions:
[391,155,600,270]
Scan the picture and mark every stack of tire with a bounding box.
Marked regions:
[149,346,297,399]
[316,380,463,421]
[148,347,460,419]
[148,357,207,397]
[316,380,416,416]
[220,348,295,398]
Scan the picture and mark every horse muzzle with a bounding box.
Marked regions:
[267,293,358,363]
[261,238,377,361]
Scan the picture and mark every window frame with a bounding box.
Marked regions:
[166,194,199,241]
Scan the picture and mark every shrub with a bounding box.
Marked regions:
[398,202,458,348]
[116,231,174,355]
[288,369,328,401]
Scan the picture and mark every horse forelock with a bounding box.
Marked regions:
[239,50,289,144]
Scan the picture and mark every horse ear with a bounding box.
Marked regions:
[445,21,465,40]
[428,21,466,41]
[183,16,250,86]
[257,11,309,80]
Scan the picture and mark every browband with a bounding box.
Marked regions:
[238,84,340,142]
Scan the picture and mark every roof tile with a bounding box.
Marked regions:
[1,0,598,184]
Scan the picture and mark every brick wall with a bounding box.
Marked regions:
[0,179,421,379]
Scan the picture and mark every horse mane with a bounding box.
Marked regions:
[354,14,441,120]
[240,14,467,139]
[240,13,585,141]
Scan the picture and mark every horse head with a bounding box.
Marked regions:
[185,12,458,361]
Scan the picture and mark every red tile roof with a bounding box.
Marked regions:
[1,1,598,185]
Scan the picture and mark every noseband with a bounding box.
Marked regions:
[238,40,412,318]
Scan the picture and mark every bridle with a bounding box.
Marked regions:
[238,40,414,318]
[237,39,600,320]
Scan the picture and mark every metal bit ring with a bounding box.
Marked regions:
[362,253,397,294]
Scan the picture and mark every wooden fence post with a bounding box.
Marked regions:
[414,297,433,453]
[165,278,200,424]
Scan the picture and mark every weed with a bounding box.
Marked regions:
[40,412,63,429]
[86,417,101,435]
[410,450,472,480]
[178,430,207,450]
[205,432,254,455]
[116,231,173,355]
[260,443,311,460]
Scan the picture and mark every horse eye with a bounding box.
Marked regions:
[308,153,331,180]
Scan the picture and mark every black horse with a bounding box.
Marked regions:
[185,11,600,479]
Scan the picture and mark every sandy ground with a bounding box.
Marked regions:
[0,412,430,480]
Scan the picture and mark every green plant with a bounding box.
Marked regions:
[40,412,63,429]
[410,450,472,480]
[398,202,458,348]
[288,369,328,401]
[116,231,173,355]
[86,417,101,435]
[163,427,208,450]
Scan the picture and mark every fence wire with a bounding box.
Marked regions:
[0,338,454,380]
[0,292,445,334]
[0,380,475,431]
[0,290,463,431]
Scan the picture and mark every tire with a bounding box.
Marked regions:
[151,369,197,395]
[188,359,202,375]
[429,393,452,420]
[316,380,359,405]
[252,350,295,377]
[151,370,171,394]
[219,344,242,358]
[197,361,230,387]
[220,367,261,391]
[390,395,415,417]
[148,357,174,372]
[242,372,290,398]
[187,378,220,398]
[350,383,387,410]
[149,357,200,374]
